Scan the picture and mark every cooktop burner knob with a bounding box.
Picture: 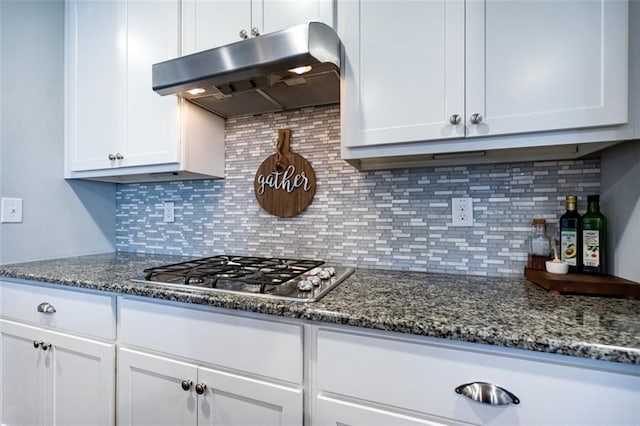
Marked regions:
[317,269,331,280]
[308,275,321,286]
[297,279,314,291]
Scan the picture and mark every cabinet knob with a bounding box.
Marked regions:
[108,153,117,161]
[455,382,520,405]
[115,153,124,160]
[181,380,193,391]
[251,27,260,37]
[195,383,207,395]
[449,114,462,125]
[37,302,56,314]
[239,29,248,40]
[469,113,483,124]
[40,342,52,351]
[33,340,41,349]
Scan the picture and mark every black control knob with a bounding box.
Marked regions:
[195,383,207,395]
[181,380,192,391]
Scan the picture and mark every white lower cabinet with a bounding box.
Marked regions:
[0,280,117,426]
[0,319,115,426]
[118,347,302,425]
[117,297,304,425]
[311,327,640,426]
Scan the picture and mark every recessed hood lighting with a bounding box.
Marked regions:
[187,88,206,95]
[288,65,313,75]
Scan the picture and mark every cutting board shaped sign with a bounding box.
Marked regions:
[254,129,316,217]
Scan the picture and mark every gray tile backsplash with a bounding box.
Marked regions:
[116,105,600,277]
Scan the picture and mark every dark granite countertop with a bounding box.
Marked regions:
[1,252,639,365]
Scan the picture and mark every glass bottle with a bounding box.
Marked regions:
[581,195,607,275]
[559,195,581,272]
[527,218,551,270]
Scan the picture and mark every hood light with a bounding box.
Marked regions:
[288,65,313,75]
[187,88,206,95]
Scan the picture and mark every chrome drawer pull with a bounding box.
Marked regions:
[37,302,56,314]
[455,382,520,405]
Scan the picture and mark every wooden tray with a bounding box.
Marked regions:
[524,268,640,299]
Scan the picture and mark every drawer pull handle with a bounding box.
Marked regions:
[455,382,520,405]
[37,302,56,314]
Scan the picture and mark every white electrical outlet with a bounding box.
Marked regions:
[163,202,175,223]
[451,197,473,226]
[1,198,23,223]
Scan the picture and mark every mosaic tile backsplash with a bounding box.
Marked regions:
[116,105,601,277]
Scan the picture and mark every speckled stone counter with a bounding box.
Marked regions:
[1,252,639,365]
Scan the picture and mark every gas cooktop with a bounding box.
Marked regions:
[132,255,354,302]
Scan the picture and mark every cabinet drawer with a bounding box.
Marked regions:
[0,280,116,340]
[118,298,303,383]
[316,328,640,426]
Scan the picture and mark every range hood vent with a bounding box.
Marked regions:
[152,22,341,119]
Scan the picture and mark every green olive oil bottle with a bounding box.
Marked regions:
[581,195,607,275]
[559,195,581,272]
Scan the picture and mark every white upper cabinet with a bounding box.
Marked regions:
[125,0,181,167]
[65,0,225,183]
[465,0,628,138]
[340,0,633,167]
[341,0,465,146]
[183,0,334,55]
[66,0,126,172]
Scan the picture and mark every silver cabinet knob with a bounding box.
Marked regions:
[115,153,124,160]
[37,302,56,314]
[449,114,461,125]
[195,383,207,395]
[181,380,192,391]
[469,113,483,124]
[239,29,248,39]
[251,27,260,37]
[33,340,52,351]
[455,382,520,405]
[108,154,116,160]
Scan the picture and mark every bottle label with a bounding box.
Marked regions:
[583,230,600,267]
[560,230,577,266]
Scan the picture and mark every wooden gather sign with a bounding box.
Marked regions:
[254,128,316,218]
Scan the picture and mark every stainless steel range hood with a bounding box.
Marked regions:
[152,22,341,119]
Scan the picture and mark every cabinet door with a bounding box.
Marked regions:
[66,0,126,171]
[183,0,252,54]
[198,365,302,426]
[315,394,449,426]
[118,347,198,426]
[340,0,465,149]
[0,320,115,426]
[0,320,47,426]
[47,329,115,426]
[125,0,181,167]
[258,0,334,34]
[465,0,628,137]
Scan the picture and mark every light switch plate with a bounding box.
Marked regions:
[1,198,23,223]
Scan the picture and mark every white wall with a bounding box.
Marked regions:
[601,140,640,282]
[0,0,115,265]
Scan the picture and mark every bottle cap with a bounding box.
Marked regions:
[587,195,600,202]
[566,195,577,203]
[532,218,546,225]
